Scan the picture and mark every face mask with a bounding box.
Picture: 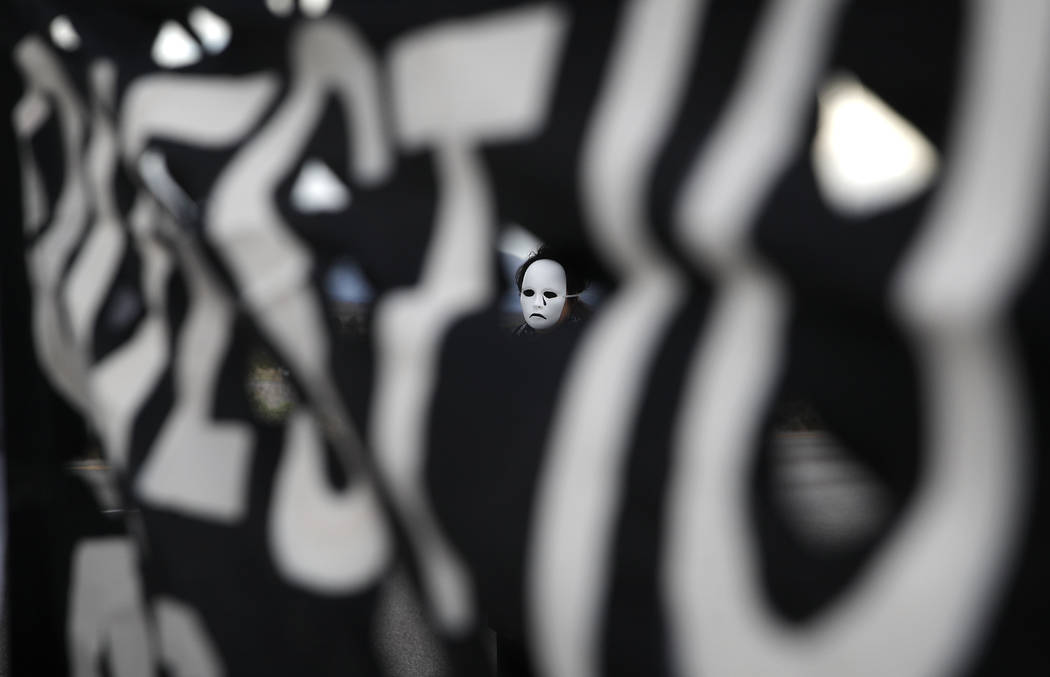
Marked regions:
[520,259,573,331]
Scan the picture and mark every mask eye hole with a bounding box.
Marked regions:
[543,291,558,299]
[523,289,535,297]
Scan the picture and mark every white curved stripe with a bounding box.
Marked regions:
[270,410,393,592]
[889,0,1048,669]
[893,0,1050,328]
[205,20,388,386]
[121,73,279,161]
[200,21,390,453]
[13,37,93,412]
[374,5,568,634]
[90,197,173,467]
[674,0,844,269]
[199,19,395,589]
[113,68,279,477]
[578,0,705,276]
[65,62,124,357]
[527,2,704,676]
[370,145,493,634]
[121,39,395,584]
[665,1,1048,676]
[665,1,843,676]
[12,91,50,233]
[134,224,253,523]
[528,271,684,677]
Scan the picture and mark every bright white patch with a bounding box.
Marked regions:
[499,223,543,259]
[301,0,333,19]
[188,7,231,55]
[49,15,81,51]
[266,0,294,17]
[813,74,939,217]
[152,21,203,69]
[290,159,352,213]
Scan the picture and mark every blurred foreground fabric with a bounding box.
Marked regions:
[1,1,1048,675]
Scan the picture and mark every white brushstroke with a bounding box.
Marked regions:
[290,159,352,213]
[813,73,939,217]
[270,410,393,592]
[376,4,568,634]
[527,1,702,676]
[152,22,202,69]
[49,15,81,51]
[188,7,231,55]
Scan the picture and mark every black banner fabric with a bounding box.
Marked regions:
[1,1,1048,675]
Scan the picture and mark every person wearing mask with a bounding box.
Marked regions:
[512,245,591,336]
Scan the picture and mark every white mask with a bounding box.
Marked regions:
[520,258,571,331]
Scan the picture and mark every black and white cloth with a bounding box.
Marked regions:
[1,1,1048,675]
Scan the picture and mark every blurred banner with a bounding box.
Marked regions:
[1,1,1048,675]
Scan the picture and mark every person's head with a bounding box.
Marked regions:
[515,245,589,331]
